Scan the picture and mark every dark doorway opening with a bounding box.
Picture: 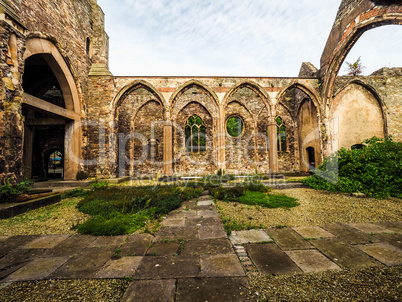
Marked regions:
[306,147,315,171]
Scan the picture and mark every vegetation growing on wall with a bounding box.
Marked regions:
[303,136,402,199]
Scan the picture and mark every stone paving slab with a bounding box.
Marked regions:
[311,238,382,269]
[0,235,40,258]
[49,247,114,279]
[349,223,394,234]
[357,242,402,266]
[230,230,273,245]
[176,277,251,302]
[200,254,245,277]
[88,236,126,248]
[121,279,176,302]
[293,226,335,239]
[372,233,402,250]
[265,228,313,250]
[377,221,402,234]
[161,218,186,227]
[95,257,143,278]
[22,235,70,249]
[4,257,69,282]
[0,248,47,270]
[197,209,220,219]
[285,250,341,273]
[322,223,375,245]
[146,241,180,256]
[197,199,214,206]
[133,256,200,279]
[43,235,96,257]
[246,243,302,275]
[120,233,153,256]
[154,225,198,241]
[198,223,227,239]
[182,238,234,256]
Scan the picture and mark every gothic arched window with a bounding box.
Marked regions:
[185,115,206,153]
[276,116,287,152]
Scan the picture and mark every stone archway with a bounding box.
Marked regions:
[22,38,81,180]
[319,0,402,102]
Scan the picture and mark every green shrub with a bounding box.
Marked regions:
[90,181,109,191]
[244,181,271,193]
[62,188,88,199]
[303,136,402,199]
[211,186,245,201]
[76,171,89,180]
[0,178,32,203]
[238,191,299,208]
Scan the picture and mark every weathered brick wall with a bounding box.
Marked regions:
[0,20,26,183]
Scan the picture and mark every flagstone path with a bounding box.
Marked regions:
[0,195,401,301]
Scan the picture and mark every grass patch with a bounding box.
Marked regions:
[75,185,203,236]
[238,191,299,209]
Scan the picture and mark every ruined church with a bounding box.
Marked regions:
[0,0,401,182]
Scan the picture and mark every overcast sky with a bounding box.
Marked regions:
[97,0,402,77]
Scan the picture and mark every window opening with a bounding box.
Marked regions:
[276,116,287,152]
[185,115,206,153]
[226,116,243,137]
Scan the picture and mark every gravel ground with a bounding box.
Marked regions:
[247,266,402,301]
[0,197,89,236]
[0,279,130,302]
[216,188,402,228]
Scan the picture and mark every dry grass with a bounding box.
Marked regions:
[216,188,402,228]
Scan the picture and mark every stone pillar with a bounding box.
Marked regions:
[64,120,81,180]
[268,118,278,174]
[217,107,226,171]
[163,123,173,176]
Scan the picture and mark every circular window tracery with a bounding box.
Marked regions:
[226,116,244,137]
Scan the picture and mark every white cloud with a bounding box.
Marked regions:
[97,0,401,77]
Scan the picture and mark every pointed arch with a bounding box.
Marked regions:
[222,80,272,113]
[111,80,167,119]
[24,38,81,114]
[170,79,220,119]
[320,1,402,103]
[276,82,322,118]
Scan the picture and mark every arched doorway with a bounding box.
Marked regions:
[22,38,81,180]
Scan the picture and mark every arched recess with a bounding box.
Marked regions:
[22,38,81,180]
[170,82,218,175]
[114,83,165,177]
[224,83,271,174]
[320,5,402,104]
[276,103,298,172]
[277,84,322,172]
[330,82,385,151]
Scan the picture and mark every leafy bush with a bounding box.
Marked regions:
[210,186,245,201]
[76,171,89,180]
[0,179,32,203]
[244,181,271,193]
[62,188,88,199]
[238,191,299,209]
[303,136,402,199]
[90,181,109,191]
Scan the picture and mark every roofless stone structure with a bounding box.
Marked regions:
[0,0,401,182]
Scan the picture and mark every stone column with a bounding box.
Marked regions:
[217,107,226,171]
[163,122,173,176]
[267,117,278,174]
[64,120,81,180]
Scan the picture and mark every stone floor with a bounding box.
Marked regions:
[0,195,401,301]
